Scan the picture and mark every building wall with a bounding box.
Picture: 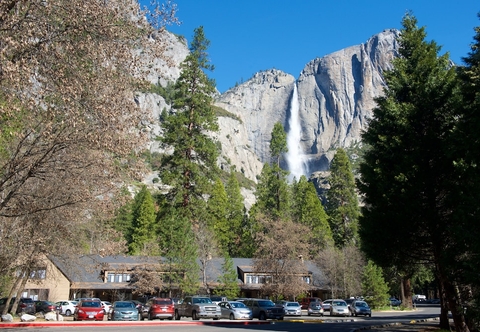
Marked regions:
[23,259,70,302]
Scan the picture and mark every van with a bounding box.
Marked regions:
[298,297,322,310]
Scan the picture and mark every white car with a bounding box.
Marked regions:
[330,299,349,317]
[101,301,112,314]
[55,300,77,316]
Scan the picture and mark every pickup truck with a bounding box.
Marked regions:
[174,296,221,320]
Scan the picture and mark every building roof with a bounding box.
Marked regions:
[49,255,327,290]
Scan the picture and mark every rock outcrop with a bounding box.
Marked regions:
[136,28,400,199]
[215,29,399,176]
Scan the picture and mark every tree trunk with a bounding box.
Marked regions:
[402,277,414,309]
[442,275,469,332]
[437,274,450,330]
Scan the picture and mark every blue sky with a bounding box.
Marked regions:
[139,1,479,93]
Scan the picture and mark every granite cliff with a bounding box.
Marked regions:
[136,28,400,205]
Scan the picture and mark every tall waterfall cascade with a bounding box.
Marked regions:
[286,84,306,181]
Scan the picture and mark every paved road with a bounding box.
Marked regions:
[0,305,441,332]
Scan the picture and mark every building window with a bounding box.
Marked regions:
[302,276,311,284]
[29,268,47,280]
[246,274,271,284]
[107,272,131,283]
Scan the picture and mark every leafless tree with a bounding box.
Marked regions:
[316,244,364,299]
[0,0,178,304]
[253,215,312,300]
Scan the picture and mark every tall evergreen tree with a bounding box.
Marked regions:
[157,210,199,296]
[326,148,360,248]
[453,17,480,329]
[224,170,246,257]
[270,122,288,167]
[128,186,158,255]
[362,260,389,309]
[357,13,463,330]
[251,123,290,220]
[292,176,333,253]
[207,178,229,253]
[215,255,240,299]
[158,25,219,224]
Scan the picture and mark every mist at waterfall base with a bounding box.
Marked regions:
[285,84,307,182]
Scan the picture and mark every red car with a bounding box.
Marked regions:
[73,299,104,321]
[143,297,174,320]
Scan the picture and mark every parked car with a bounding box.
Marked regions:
[330,299,349,317]
[0,297,35,315]
[73,298,104,321]
[275,301,302,316]
[307,301,324,316]
[210,296,227,305]
[101,301,112,314]
[349,300,372,317]
[142,297,175,320]
[298,297,322,310]
[34,300,60,315]
[218,301,252,320]
[130,300,147,318]
[243,298,284,320]
[389,297,401,306]
[174,295,221,320]
[55,300,77,316]
[107,301,139,321]
[344,297,355,308]
[322,299,333,312]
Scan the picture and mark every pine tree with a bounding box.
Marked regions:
[215,255,240,299]
[207,178,229,254]
[326,148,360,248]
[362,260,389,309]
[128,186,158,255]
[224,170,246,257]
[292,176,334,252]
[270,122,288,167]
[251,123,291,220]
[157,209,199,296]
[357,13,463,330]
[158,25,219,224]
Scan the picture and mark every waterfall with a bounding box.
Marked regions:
[286,84,305,181]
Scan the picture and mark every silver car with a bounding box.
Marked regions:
[218,301,252,320]
[330,299,349,317]
[276,301,302,316]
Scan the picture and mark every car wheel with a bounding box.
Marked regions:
[192,311,199,320]
[65,309,71,316]
[259,312,266,320]
[229,313,234,320]
[308,313,311,316]
[168,316,173,320]
[369,314,372,317]
[354,312,357,317]
[174,310,180,320]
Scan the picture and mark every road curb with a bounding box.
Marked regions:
[352,317,440,331]
[0,320,273,328]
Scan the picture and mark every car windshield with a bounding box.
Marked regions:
[287,302,299,307]
[258,300,275,307]
[192,298,212,304]
[82,301,101,308]
[231,302,247,308]
[333,301,347,306]
[356,301,368,307]
[155,300,172,305]
[115,302,134,308]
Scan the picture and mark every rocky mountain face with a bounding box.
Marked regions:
[215,29,399,180]
[136,28,400,206]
